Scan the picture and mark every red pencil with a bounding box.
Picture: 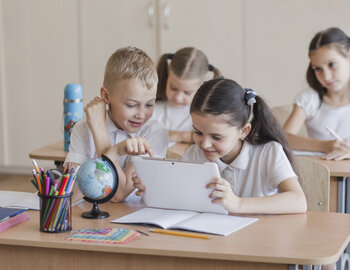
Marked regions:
[58,175,69,195]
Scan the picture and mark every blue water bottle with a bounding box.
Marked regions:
[64,84,83,152]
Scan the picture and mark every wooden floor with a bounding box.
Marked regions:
[0,174,36,192]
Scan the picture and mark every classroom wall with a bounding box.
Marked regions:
[0,0,350,172]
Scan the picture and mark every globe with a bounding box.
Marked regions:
[75,154,119,219]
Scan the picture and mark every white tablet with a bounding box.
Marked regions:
[132,156,227,214]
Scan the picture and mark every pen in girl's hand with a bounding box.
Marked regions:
[325,127,345,143]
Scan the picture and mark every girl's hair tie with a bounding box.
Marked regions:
[208,64,214,71]
[167,53,174,60]
[244,88,257,105]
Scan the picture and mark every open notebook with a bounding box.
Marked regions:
[123,157,258,236]
[111,208,258,236]
[0,191,39,210]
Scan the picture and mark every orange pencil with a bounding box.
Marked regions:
[35,174,42,194]
[150,229,209,239]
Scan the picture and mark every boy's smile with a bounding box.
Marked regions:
[104,78,156,133]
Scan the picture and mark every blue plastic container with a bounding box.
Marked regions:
[64,84,83,152]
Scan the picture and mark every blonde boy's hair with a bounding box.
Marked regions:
[103,46,158,90]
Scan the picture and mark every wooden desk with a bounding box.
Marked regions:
[1,202,350,269]
[301,156,350,213]
[29,141,66,169]
[303,157,350,178]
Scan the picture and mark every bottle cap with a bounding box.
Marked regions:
[64,84,83,100]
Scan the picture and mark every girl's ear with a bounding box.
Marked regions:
[240,123,251,140]
[100,87,110,105]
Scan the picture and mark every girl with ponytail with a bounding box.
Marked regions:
[284,27,350,160]
[153,47,222,145]
[134,78,306,214]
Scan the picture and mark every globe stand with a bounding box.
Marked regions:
[77,154,119,220]
[81,201,110,219]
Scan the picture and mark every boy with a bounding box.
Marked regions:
[65,47,169,202]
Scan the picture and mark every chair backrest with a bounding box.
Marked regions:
[166,150,182,160]
[294,156,330,212]
[271,104,307,137]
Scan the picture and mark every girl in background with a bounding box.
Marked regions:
[154,47,222,144]
[283,27,350,160]
[135,78,306,214]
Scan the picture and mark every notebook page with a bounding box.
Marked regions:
[171,213,258,236]
[0,191,39,210]
[111,207,198,229]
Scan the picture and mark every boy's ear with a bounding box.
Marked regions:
[100,87,110,104]
[240,123,251,139]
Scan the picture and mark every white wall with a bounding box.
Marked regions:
[0,0,6,167]
[1,0,80,171]
[1,0,350,172]
[244,0,350,106]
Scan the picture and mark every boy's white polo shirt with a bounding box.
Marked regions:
[65,112,169,168]
[182,141,297,197]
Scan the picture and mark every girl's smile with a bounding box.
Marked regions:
[191,112,248,164]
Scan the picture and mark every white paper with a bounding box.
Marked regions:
[0,191,39,210]
[111,207,258,236]
[112,207,198,229]
[171,212,258,236]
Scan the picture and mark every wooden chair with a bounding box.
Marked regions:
[294,156,330,212]
[166,150,182,160]
[271,104,307,137]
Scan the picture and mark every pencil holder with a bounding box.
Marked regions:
[38,192,73,233]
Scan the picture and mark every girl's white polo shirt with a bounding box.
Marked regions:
[181,141,297,197]
[295,88,350,141]
[153,101,193,133]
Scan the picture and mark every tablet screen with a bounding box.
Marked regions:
[133,157,227,214]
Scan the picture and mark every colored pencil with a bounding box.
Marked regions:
[149,229,209,239]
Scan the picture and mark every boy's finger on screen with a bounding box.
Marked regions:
[145,145,153,157]
[138,142,145,154]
